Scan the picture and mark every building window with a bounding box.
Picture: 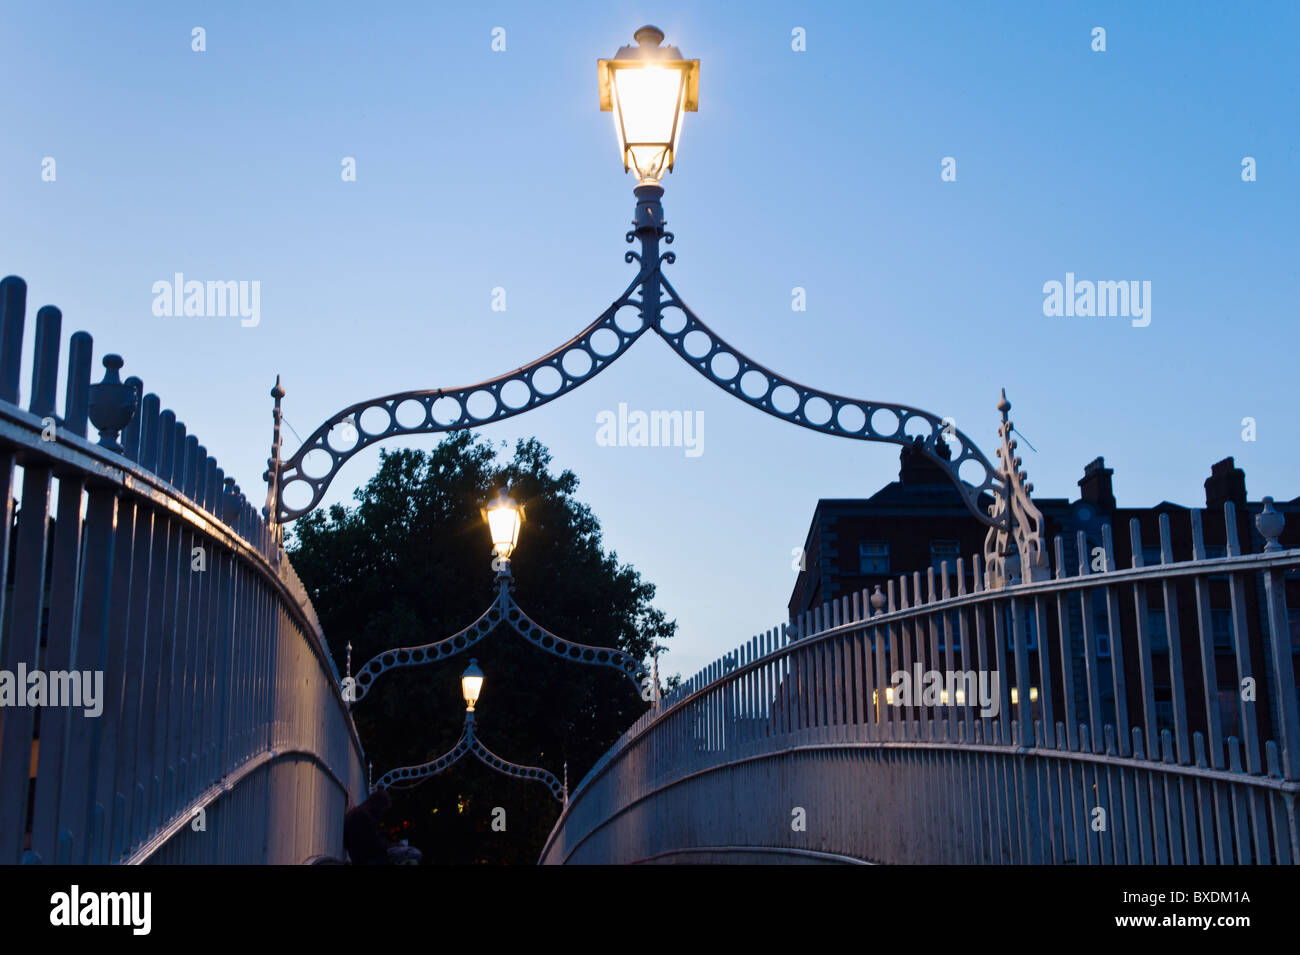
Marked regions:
[1155,700,1175,736]
[1146,609,1169,650]
[930,540,961,575]
[1004,605,1037,650]
[1205,544,1228,581]
[1210,609,1233,649]
[1141,545,1164,567]
[1096,632,1111,659]
[859,540,889,575]
[1218,688,1240,738]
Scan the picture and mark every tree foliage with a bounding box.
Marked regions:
[288,432,675,864]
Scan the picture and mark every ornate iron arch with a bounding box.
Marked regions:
[650,271,998,523]
[344,567,649,702]
[265,186,1003,531]
[376,712,566,803]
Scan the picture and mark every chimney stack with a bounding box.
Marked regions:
[1204,457,1247,509]
[1078,456,1116,513]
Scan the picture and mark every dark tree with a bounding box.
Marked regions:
[288,432,675,864]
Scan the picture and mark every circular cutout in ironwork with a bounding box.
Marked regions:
[431,396,461,426]
[327,421,359,453]
[359,406,392,437]
[903,414,932,440]
[870,407,900,436]
[740,370,769,400]
[466,390,498,420]
[837,404,866,433]
[803,396,832,426]
[771,385,799,414]
[395,398,428,430]
[500,379,531,409]
[589,327,620,357]
[657,307,686,336]
[683,329,712,359]
[531,365,562,396]
[709,351,739,381]
[959,457,989,487]
[615,307,644,335]
[561,348,593,378]
[301,448,334,480]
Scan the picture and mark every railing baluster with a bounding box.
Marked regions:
[1189,509,1225,771]
[1128,519,1159,750]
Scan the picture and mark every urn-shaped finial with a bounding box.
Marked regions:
[88,354,139,452]
[1256,496,1285,552]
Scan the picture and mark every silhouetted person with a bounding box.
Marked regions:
[343,789,392,865]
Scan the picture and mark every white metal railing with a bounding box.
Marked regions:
[542,505,1300,865]
[0,275,365,864]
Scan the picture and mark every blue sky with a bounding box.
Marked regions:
[2,1,1297,681]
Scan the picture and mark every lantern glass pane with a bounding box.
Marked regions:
[613,66,683,145]
[462,674,484,706]
[487,506,520,555]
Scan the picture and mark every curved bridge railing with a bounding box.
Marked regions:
[541,504,1300,864]
[0,275,366,864]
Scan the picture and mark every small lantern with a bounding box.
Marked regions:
[461,659,485,711]
[598,26,699,184]
[481,490,524,559]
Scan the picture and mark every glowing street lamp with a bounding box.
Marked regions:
[461,658,485,712]
[481,490,524,560]
[598,25,699,185]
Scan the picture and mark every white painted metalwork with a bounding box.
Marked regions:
[0,277,365,864]
[542,506,1300,865]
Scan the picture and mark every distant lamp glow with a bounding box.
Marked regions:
[481,490,524,559]
[461,658,485,711]
[1010,686,1040,705]
[598,26,699,184]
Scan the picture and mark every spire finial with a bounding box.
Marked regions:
[263,374,287,539]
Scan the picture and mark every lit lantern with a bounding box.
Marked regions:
[461,659,485,711]
[598,26,699,184]
[481,490,524,559]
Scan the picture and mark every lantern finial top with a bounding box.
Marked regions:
[635,25,665,47]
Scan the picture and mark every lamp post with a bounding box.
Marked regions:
[376,661,566,804]
[268,26,1034,587]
